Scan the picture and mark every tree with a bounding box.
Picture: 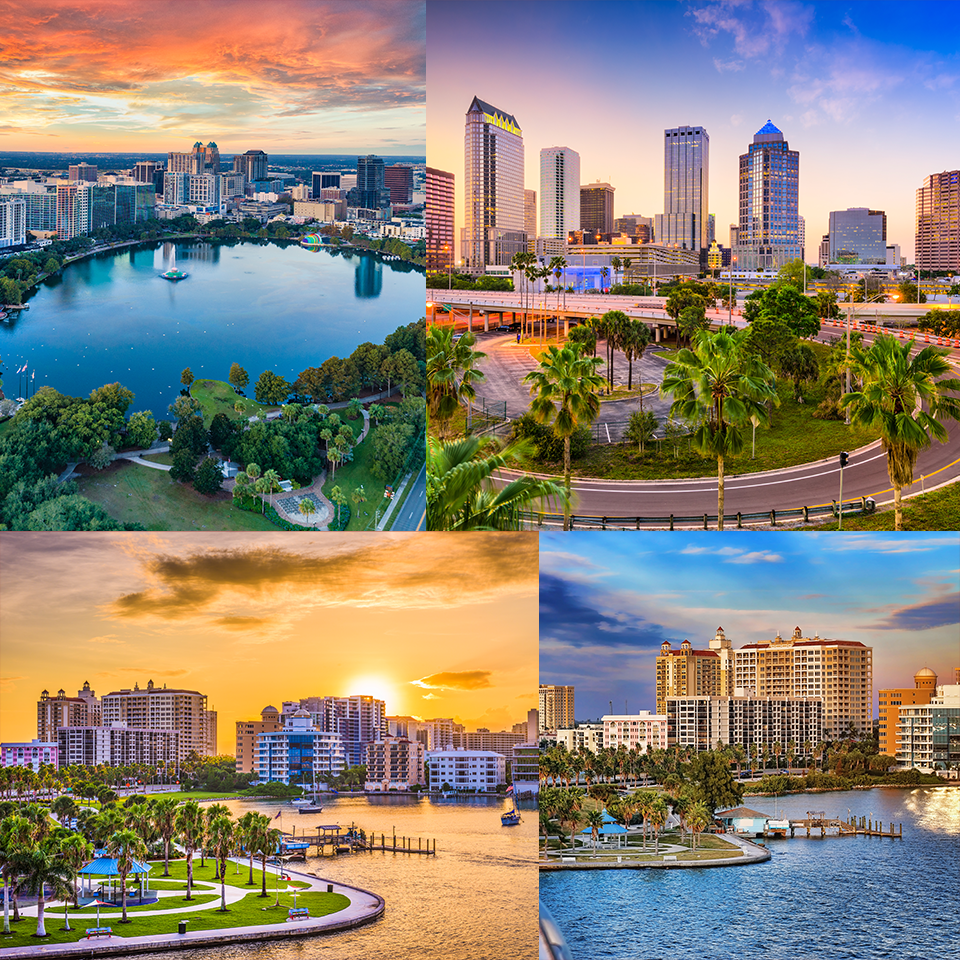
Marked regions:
[780,344,820,402]
[254,370,291,405]
[621,319,653,399]
[88,442,115,470]
[427,435,567,530]
[776,257,808,289]
[106,828,148,922]
[815,290,841,320]
[228,363,249,392]
[193,456,224,495]
[329,484,347,527]
[426,325,486,438]
[57,833,91,922]
[597,310,628,387]
[686,800,711,851]
[150,796,179,877]
[168,395,202,422]
[840,335,960,530]
[181,368,195,390]
[677,302,708,348]
[252,822,282,898]
[382,348,423,397]
[169,447,198,483]
[688,750,742,814]
[896,281,925,304]
[625,410,658,455]
[298,498,316,524]
[661,328,779,529]
[567,323,597,358]
[125,411,157,450]
[174,800,205,901]
[584,808,604,856]
[743,282,821,339]
[16,844,73,937]
[207,815,234,911]
[209,412,236,450]
[523,344,605,530]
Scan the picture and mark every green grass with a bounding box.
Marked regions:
[145,859,310,891]
[0,890,349,947]
[142,790,246,802]
[142,451,174,465]
[321,423,386,531]
[805,480,960,531]
[46,894,219,915]
[75,461,278,531]
[189,379,279,425]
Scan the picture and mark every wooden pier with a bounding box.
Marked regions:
[279,824,436,856]
[763,811,903,839]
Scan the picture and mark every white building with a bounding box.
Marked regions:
[255,709,346,786]
[897,685,960,774]
[0,739,57,772]
[540,146,580,258]
[602,712,669,752]
[426,746,506,793]
[0,198,26,248]
[510,742,540,795]
[57,723,179,769]
[298,694,386,767]
[556,723,604,754]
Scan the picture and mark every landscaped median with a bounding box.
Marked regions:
[0,858,383,958]
[540,831,769,871]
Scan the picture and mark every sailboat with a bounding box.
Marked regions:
[295,763,323,813]
[501,785,521,826]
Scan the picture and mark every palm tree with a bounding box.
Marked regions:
[611,256,622,289]
[262,469,281,513]
[237,812,267,886]
[600,266,610,291]
[840,334,960,530]
[174,800,204,901]
[204,804,231,877]
[150,796,179,877]
[58,833,92,918]
[207,816,235,911]
[621,319,653,400]
[427,435,567,530]
[523,343,605,530]
[16,844,73,938]
[584,808,605,857]
[687,800,711,851]
[253,824,282,898]
[549,256,567,313]
[648,795,668,855]
[661,327,778,529]
[298,498,316,524]
[0,815,33,933]
[426,324,487,438]
[106,828,148,923]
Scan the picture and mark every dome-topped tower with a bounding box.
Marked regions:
[914,667,938,691]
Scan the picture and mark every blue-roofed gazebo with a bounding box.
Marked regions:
[578,808,629,849]
[77,857,152,904]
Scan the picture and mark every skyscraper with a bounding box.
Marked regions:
[656,639,721,715]
[916,170,960,272]
[384,164,414,204]
[539,146,580,256]
[524,189,537,253]
[233,149,269,182]
[426,166,455,271]
[356,155,389,212]
[538,684,575,732]
[463,95,525,272]
[655,125,709,252]
[827,208,887,265]
[579,182,614,235]
[736,120,801,271]
[67,162,98,183]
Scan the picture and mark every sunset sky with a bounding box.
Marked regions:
[0,532,538,752]
[0,0,425,155]
[540,531,960,721]
[428,0,960,262]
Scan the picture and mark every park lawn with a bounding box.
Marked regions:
[75,461,278,531]
[142,790,246,801]
[189,379,279,425]
[0,890,349,948]
[142,451,174,465]
[321,426,385,531]
[806,480,960,531]
[46,894,220,915]
[150,859,310,891]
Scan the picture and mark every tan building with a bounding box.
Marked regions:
[101,681,216,761]
[878,668,937,759]
[734,627,873,737]
[235,705,282,774]
[656,639,721,714]
[364,736,425,791]
[539,685,575,732]
[37,682,100,742]
[915,170,959,271]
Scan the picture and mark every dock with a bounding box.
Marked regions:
[762,811,903,839]
[279,824,436,856]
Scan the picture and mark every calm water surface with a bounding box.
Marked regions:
[1,241,424,418]
[540,787,960,960]
[132,795,537,960]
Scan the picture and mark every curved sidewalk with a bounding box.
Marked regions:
[0,863,384,959]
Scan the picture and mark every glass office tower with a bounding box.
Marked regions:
[655,125,709,252]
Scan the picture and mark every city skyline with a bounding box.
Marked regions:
[0,0,425,155]
[0,532,538,752]
[428,0,960,263]
[540,531,960,723]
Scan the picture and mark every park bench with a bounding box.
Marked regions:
[663,855,677,862]
[85,927,113,939]
[287,908,310,921]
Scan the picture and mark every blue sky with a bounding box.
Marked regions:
[429,0,960,262]
[539,531,960,721]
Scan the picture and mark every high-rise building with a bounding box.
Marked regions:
[826,208,887,264]
[255,709,346,786]
[356,155,388,211]
[656,638,722,715]
[580,182,614,235]
[0,198,26,249]
[56,182,90,240]
[463,95,525,272]
[916,170,960,272]
[100,680,216,761]
[68,162,98,182]
[364,736,425,791]
[426,166,455,271]
[312,172,341,195]
[235,705,282,774]
[615,214,652,241]
[878,668,938,760]
[539,685,575,732]
[540,146,580,257]
[384,164,414,204]
[426,746,505,792]
[38,682,100,742]
[233,150,269,182]
[524,189,537,253]
[57,725,179,770]
[168,149,203,176]
[735,120,801,271]
[655,125,709,253]
[897,685,960,772]
[298,694,387,767]
[602,712,669,752]
[734,626,873,737]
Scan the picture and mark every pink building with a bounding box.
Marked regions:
[1,739,58,771]
[602,712,669,752]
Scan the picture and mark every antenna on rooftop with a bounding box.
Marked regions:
[609,700,613,715]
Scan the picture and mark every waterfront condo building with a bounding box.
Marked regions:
[735,120,801,271]
[0,740,58,772]
[426,166,455,272]
[539,146,580,258]
[57,724,179,770]
[510,742,540,794]
[298,695,387,767]
[878,668,938,760]
[255,709,346,786]
[655,125,709,253]
[0,198,27,249]
[666,696,823,754]
[463,96,525,273]
[56,181,90,240]
[915,170,960,271]
[580,182,615,236]
[235,705,283,774]
[602,712,669,752]
[426,746,506,793]
[100,680,217,761]
[896,685,960,774]
[656,629,734,715]
[364,736,425,791]
[539,685,575,732]
[734,627,873,737]
[556,723,605,755]
[37,682,101,742]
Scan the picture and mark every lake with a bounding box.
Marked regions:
[539,787,960,960]
[1,240,425,419]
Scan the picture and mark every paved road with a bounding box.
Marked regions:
[389,462,426,530]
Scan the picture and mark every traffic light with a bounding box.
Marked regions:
[839,451,849,468]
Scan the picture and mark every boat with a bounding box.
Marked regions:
[501,785,521,826]
[160,268,188,281]
[297,804,323,814]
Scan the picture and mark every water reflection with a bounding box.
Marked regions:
[354,255,382,298]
